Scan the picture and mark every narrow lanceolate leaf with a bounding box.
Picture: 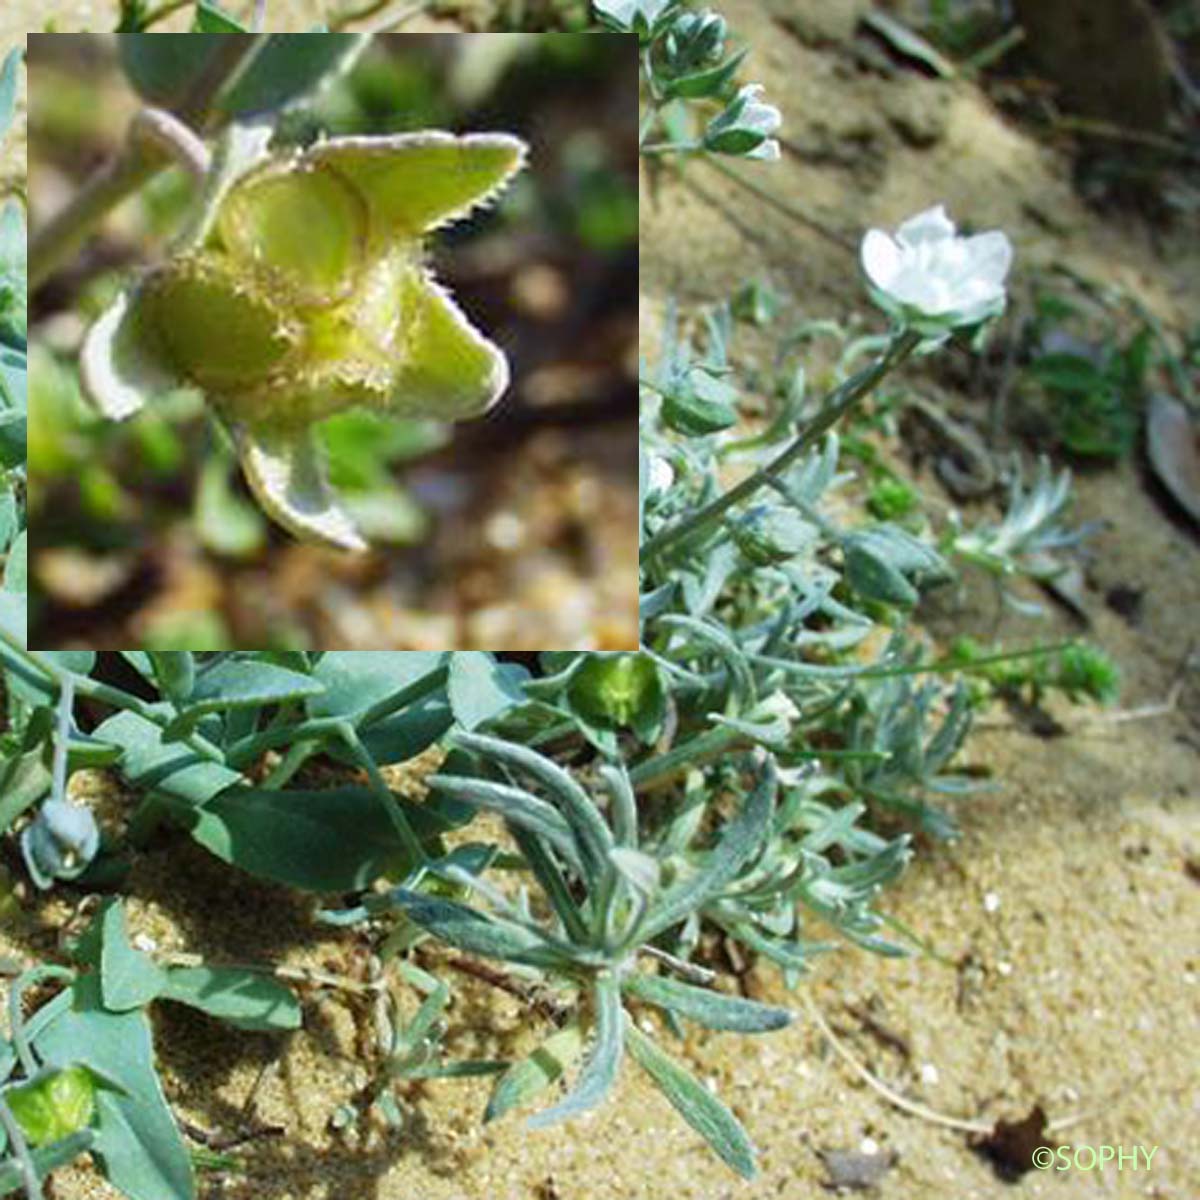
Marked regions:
[527,973,623,1129]
[622,973,792,1033]
[384,889,565,969]
[642,757,777,940]
[428,774,580,866]
[452,731,614,884]
[484,1021,585,1124]
[159,967,301,1033]
[624,1019,757,1180]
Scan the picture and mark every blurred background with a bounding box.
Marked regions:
[28,32,638,649]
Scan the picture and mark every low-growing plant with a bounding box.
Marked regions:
[0,48,25,644]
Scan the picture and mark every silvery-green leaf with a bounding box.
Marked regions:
[483,1021,585,1123]
[622,972,792,1032]
[526,973,623,1128]
[234,422,366,552]
[99,900,169,1013]
[642,757,776,940]
[624,1019,757,1179]
[308,131,526,236]
[0,47,21,138]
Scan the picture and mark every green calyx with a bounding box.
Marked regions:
[82,129,528,550]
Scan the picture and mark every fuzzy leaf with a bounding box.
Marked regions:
[642,757,776,940]
[625,1019,757,1179]
[484,1021,585,1123]
[384,888,565,968]
[428,773,578,862]
[527,973,624,1128]
[622,973,792,1032]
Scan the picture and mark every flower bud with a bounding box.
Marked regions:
[661,366,738,436]
[730,505,816,566]
[20,800,101,889]
[703,84,782,161]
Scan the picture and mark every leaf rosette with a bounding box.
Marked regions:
[82,129,527,550]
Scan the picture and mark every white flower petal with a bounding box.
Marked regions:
[896,204,955,248]
[962,230,1013,287]
[861,230,902,291]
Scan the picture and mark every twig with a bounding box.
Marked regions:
[29,36,264,291]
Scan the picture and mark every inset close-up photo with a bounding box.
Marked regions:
[28,32,637,648]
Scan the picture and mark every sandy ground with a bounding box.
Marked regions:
[3,0,1200,1198]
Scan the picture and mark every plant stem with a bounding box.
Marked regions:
[7,965,74,1079]
[0,1093,41,1200]
[641,328,921,565]
[28,35,266,292]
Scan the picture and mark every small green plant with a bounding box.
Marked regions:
[0,48,25,645]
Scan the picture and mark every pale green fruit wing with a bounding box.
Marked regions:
[308,132,527,237]
[390,270,509,419]
[218,163,367,305]
[234,421,366,552]
[141,259,296,390]
[80,289,182,420]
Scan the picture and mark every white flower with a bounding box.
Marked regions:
[861,205,1012,330]
[704,84,782,160]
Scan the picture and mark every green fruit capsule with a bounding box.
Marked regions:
[218,163,367,307]
[730,505,815,566]
[5,1066,97,1148]
[140,256,296,391]
[568,653,666,740]
[661,367,738,437]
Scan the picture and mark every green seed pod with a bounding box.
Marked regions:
[5,1066,97,1148]
[730,505,815,566]
[568,653,666,741]
[218,162,368,307]
[139,255,297,391]
[661,367,738,437]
